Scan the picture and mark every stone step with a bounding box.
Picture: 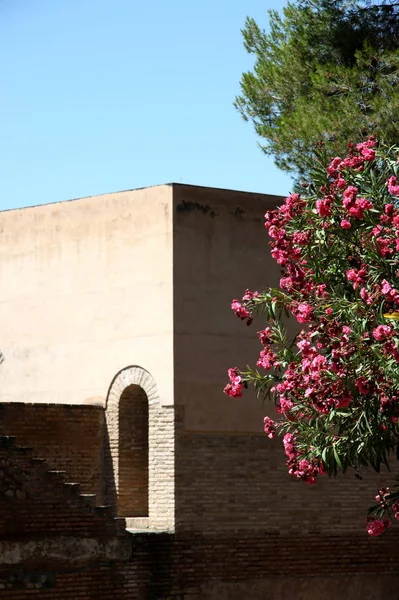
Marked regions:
[125,517,149,530]
[63,482,81,495]
[1,433,124,530]
[47,470,68,482]
[79,493,96,506]
[95,505,113,513]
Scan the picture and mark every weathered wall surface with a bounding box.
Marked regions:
[175,428,397,535]
[0,433,129,546]
[3,526,399,599]
[128,531,399,599]
[172,184,283,432]
[0,185,174,407]
[0,432,133,597]
[1,184,398,599]
[0,402,104,498]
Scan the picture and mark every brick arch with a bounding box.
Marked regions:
[104,366,175,530]
[105,365,160,411]
[105,366,159,517]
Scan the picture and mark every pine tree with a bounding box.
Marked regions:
[235,0,399,180]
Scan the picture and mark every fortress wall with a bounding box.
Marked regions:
[0,185,174,407]
[173,184,284,433]
[175,427,398,535]
[0,402,105,499]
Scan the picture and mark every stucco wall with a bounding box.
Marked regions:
[0,181,284,433]
[0,185,174,406]
[172,184,283,432]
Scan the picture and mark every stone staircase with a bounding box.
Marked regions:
[0,435,126,534]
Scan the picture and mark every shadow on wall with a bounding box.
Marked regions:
[103,426,117,512]
[117,384,149,517]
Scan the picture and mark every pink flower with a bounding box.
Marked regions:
[295,303,314,323]
[297,339,312,354]
[372,224,383,237]
[326,156,342,176]
[278,396,293,414]
[343,186,358,205]
[292,231,310,245]
[348,197,373,219]
[372,325,393,342]
[341,219,351,229]
[316,198,332,217]
[223,367,244,398]
[367,518,391,537]
[376,236,395,257]
[356,377,372,395]
[360,287,373,305]
[384,341,399,362]
[341,154,365,169]
[388,176,399,196]
[335,394,351,408]
[242,289,259,301]
[392,502,399,520]
[346,267,367,289]
[231,300,252,326]
[380,279,399,304]
[356,140,376,161]
[257,348,280,370]
[283,433,297,458]
[385,203,395,216]
[258,328,273,345]
[263,416,277,439]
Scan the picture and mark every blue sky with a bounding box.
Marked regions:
[0,0,292,210]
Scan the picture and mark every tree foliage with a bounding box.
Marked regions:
[224,139,399,535]
[235,0,399,180]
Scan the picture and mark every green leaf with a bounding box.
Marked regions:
[333,446,342,468]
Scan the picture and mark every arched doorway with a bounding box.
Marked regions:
[118,384,149,517]
[105,365,176,531]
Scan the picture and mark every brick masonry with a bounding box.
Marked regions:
[105,366,175,530]
[2,398,399,598]
[175,428,399,534]
[0,403,105,501]
[2,530,399,599]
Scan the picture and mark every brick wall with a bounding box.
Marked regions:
[2,401,399,599]
[0,403,105,500]
[3,529,399,599]
[175,429,397,534]
[127,530,399,599]
[0,436,124,538]
[105,366,176,531]
[148,403,176,531]
[0,434,133,598]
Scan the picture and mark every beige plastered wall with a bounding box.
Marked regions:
[172,184,284,432]
[0,185,174,406]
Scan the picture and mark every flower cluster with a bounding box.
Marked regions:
[224,139,399,536]
[283,433,326,484]
[223,368,244,398]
